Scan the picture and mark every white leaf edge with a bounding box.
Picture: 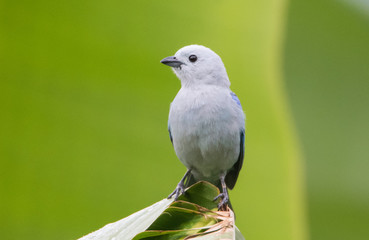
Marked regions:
[235,226,245,240]
[78,198,174,240]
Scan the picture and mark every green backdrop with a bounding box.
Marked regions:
[1,0,368,239]
[284,0,369,239]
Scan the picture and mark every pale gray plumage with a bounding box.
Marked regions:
[161,45,245,209]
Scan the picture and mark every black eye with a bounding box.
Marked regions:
[189,55,197,62]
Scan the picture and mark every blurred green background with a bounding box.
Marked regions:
[284,0,369,239]
[0,0,368,240]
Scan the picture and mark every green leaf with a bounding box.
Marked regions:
[177,181,220,211]
[145,207,218,231]
[79,182,245,240]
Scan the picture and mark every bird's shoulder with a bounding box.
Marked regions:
[230,91,242,108]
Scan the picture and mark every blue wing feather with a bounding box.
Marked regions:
[225,129,245,189]
[230,92,242,108]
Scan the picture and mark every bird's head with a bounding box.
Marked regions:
[161,45,230,88]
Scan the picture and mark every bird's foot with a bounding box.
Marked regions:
[168,182,185,201]
[213,192,229,210]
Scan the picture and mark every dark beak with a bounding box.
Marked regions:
[160,56,184,68]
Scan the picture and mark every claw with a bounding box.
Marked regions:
[213,192,229,210]
[168,182,185,200]
[168,169,192,201]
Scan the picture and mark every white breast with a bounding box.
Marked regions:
[168,85,245,182]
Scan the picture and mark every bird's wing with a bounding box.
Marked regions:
[168,125,173,145]
[225,92,245,189]
[230,92,242,107]
[225,129,245,190]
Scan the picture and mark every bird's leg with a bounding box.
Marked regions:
[213,173,229,210]
[168,169,192,201]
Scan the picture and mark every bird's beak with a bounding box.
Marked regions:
[160,56,184,68]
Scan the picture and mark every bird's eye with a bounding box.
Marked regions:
[189,55,197,62]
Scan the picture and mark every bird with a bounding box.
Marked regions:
[160,45,245,210]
